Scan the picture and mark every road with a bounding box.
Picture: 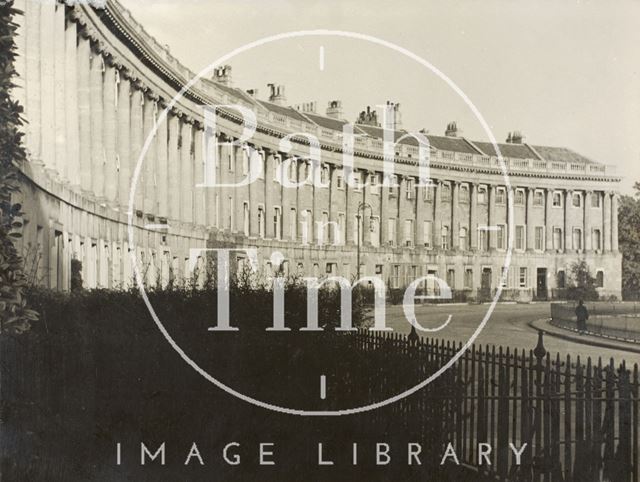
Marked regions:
[378,302,640,367]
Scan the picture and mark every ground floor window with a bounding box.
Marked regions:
[596,270,604,288]
[557,270,566,288]
[519,267,528,288]
[464,268,473,289]
[391,265,400,288]
[446,268,455,290]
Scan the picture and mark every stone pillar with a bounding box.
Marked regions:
[204,133,220,228]
[40,1,55,173]
[193,126,206,226]
[102,64,118,203]
[603,191,612,252]
[117,75,131,208]
[564,190,572,251]
[65,17,80,185]
[156,103,169,219]
[526,187,534,251]
[488,184,497,250]
[25,0,42,162]
[167,113,180,221]
[433,179,441,250]
[470,182,478,251]
[451,180,459,250]
[143,96,157,215]
[13,0,26,110]
[545,188,553,251]
[611,193,619,252]
[584,190,592,251]
[130,87,144,211]
[77,34,92,192]
[90,47,104,199]
[380,173,390,245]
[53,5,66,178]
[180,120,194,224]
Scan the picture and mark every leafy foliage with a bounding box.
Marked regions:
[566,259,599,301]
[619,183,640,300]
[0,1,38,333]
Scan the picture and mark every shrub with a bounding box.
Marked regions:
[0,1,38,334]
[566,259,599,301]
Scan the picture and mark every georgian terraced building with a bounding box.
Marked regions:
[11,0,622,300]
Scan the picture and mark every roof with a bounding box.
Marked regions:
[204,84,601,166]
[302,112,351,132]
[531,145,597,165]
[257,100,311,124]
[473,141,539,160]
[426,135,479,155]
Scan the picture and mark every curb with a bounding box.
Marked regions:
[528,318,640,355]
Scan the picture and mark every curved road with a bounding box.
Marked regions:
[381,302,640,367]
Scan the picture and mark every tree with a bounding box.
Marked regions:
[566,259,599,301]
[619,182,640,300]
[0,1,38,333]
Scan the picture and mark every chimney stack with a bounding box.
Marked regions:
[267,83,287,105]
[212,65,232,87]
[246,88,259,98]
[326,100,343,119]
[295,101,317,113]
[506,131,524,144]
[383,101,402,130]
[356,106,380,127]
[445,121,460,137]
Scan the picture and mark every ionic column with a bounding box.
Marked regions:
[13,0,26,109]
[611,193,619,252]
[451,180,459,250]
[156,102,169,219]
[167,113,180,221]
[526,187,534,251]
[204,131,219,228]
[130,87,144,211]
[143,97,157,215]
[77,34,92,192]
[102,64,118,203]
[433,179,441,249]
[65,15,80,185]
[193,126,206,226]
[584,190,593,251]
[470,182,478,251]
[116,75,131,208]
[545,188,553,251]
[380,174,390,245]
[564,190,572,251]
[25,0,42,162]
[90,47,104,199]
[180,120,194,224]
[603,191,612,252]
[40,1,56,173]
[53,5,66,178]
[488,184,497,251]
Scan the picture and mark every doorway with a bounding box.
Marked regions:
[536,268,548,300]
[480,268,492,301]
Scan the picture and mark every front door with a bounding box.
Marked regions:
[536,268,548,300]
[480,268,492,301]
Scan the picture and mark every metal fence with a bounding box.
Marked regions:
[342,330,639,481]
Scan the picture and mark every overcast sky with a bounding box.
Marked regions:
[120,0,640,194]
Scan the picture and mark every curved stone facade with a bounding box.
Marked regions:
[11,0,622,299]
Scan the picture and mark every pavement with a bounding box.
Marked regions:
[379,302,640,366]
[529,317,640,355]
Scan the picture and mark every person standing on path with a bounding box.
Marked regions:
[575,300,589,334]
